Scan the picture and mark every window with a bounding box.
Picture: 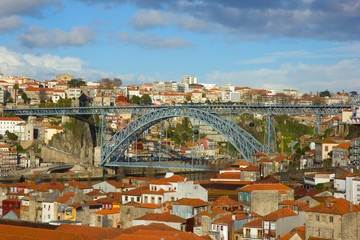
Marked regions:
[98,216,101,222]
[270,222,276,229]
[316,214,320,221]
[330,230,334,239]
[125,196,128,201]
[330,216,333,222]
[325,146,329,151]
[158,197,162,203]
[257,229,262,237]
[264,221,269,229]
[220,226,223,231]
[144,196,148,203]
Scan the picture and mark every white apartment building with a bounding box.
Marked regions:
[182,75,197,85]
[0,117,26,137]
[14,122,34,141]
[66,87,81,99]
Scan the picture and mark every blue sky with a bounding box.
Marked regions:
[0,0,360,92]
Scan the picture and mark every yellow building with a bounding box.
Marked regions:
[56,73,74,82]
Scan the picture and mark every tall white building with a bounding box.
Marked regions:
[0,117,26,137]
[182,75,197,85]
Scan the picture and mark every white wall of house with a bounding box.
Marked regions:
[345,177,360,204]
[164,181,208,202]
[92,182,116,193]
[211,223,229,240]
[42,202,56,223]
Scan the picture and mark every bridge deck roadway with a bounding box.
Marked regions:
[4,104,351,116]
[104,162,211,171]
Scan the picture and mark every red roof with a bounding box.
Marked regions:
[56,192,75,203]
[94,208,120,215]
[243,218,263,228]
[333,142,350,149]
[238,183,293,192]
[263,207,297,221]
[134,213,186,223]
[68,180,93,190]
[306,198,360,215]
[173,198,208,207]
[0,117,24,122]
[211,196,240,207]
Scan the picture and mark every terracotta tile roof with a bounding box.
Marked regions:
[139,203,161,209]
[213,213,248,224]
[211,172,241,180]
[263,208,297,221]
[0,117,24,122]
[94,208,120,215]
[274,155,287,162]
[241,166,259,171]
[173,198,208,207]
[243,218,262,228]
[159,175,190,183]
[333,142,350,149]
[247,212,262,218]
[68,180,93,190]
[197,208,230,217]
[238,183,293,192]
[134,213,186,223]
[254,175,280,184]
[306,198,360,215]
[258,158,272,163]
[0,224,94,240]
[335,172,359,179]
[142,188,175,195]
[119,223,179,234]
[56,224,122,239]
[149,180,171,185]
[56,192,75,203]
[106,180,134,188]
[279,226,305,240]
[114,229,205,240]
[211,196,240,207]
[253,152,267,156]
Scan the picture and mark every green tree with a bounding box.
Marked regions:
[130,95,141,104]
[140,94,152,105]
[319,90,331,97]
[67,78,86,88]
[21,92,28,103]
[5,130,18,140]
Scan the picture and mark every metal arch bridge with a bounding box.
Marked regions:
[5,104,350,116]
[5,104,350,170]
[100,107,264,168]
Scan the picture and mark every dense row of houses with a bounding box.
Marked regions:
[1,162,360,239]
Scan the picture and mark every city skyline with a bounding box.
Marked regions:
[0,0,359,92]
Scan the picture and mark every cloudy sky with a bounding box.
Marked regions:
[0,0,360,92]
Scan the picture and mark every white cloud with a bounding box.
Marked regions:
[130,9,218,32]
[0,0,61,17]
[206,59,360,92]
[17,25,97,48]
[0,16,24,31]
[0,46,154,84]
[117,32,193,49]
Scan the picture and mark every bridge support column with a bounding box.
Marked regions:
[313,114,322,136]
[264,114,277,153]
[94,146,101,167]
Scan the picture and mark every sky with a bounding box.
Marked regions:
[0,0,360,92]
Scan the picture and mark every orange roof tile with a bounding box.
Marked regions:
[56,192,75,203]
[68,180,93,190]
[106,180,134,188]
[263,208,297,221]
[134,213,186,223]
[243,218,262,228]
[173,198,208,207]
[211,195,240,207]
[306,198,360,215]
[333,142,350,149]
[238,183,293,192]
[94,208,120,215]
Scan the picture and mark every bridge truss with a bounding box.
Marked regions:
[100,107,264,167]
[6,104,350,170]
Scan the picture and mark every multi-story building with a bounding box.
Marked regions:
[305,198,360,240]
[66,87,81,99]
[182,75,197,85]
[332,142,351,166]
[0,145,18,168]
[237,183,294,216]
[14,122,34,141]
[0,117,25,137]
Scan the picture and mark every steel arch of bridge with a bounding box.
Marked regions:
[100,107,265,166]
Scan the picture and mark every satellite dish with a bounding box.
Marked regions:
[249,122,255,127]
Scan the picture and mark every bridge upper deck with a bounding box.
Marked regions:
[4,104,350,116]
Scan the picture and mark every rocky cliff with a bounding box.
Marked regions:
[43,118,95,166]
